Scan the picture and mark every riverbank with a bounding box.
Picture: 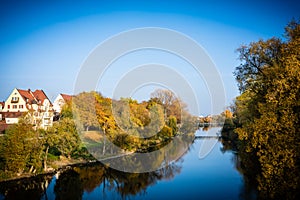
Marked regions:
[0,158,94,183]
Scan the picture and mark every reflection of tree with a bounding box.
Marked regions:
[0,173,53,200]
[73,165,105,193]
[220,129,238,153]
[70,161,183,198]
[220,128,300,200]
[220,134,260,199]
[54,170,83,200]
[102,133,193,172]
[53,137,192,199]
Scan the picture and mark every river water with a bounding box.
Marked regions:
[0,128,257,200]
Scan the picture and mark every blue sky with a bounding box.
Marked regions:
[0,0,299,115]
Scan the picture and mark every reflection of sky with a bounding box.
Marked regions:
[148,139,243,200]
[0,1,299,115]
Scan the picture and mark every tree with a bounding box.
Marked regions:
[233,20,300,199]
[1,118,44,174]
[143,102,165,138]
[72,92,99,131]
[150,89,183,121]
[167,115,178,135]
[60,100,73,119]
[50,118,81,159]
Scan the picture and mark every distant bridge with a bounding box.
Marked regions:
[194,135,221,139]
[198,123,223,127]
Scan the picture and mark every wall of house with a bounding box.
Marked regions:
[5,117,19,124]
[41,99,53,128]
[53,94,65,113]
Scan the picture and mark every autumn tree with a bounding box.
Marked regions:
[72,92,99,131]
[233,19,300,199]
[150,89,183,122]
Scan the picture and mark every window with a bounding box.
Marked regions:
[11,97,19,103]
[8,105,10,109]
[19,105,24,109]
[13,105,17,109]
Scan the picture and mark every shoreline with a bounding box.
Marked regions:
[0,159,95,183]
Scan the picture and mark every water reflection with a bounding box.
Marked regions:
[0,173,54,200]
[53,161,183,200]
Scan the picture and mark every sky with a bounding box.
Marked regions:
[0,0,299,115]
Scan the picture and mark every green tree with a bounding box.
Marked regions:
[1,118,44,174]
[143,102,165,138]
[167,115,178,135]
[51,118,81,159]
[60,100,73,119]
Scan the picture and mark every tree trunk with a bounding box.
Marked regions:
[29,165,34,173]
[102,138,106,155]
[44,146,49,171]
[102,128,106,155]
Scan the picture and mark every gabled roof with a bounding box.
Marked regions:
[16,89,52,106]
[33,89,52,105]
[18,89,35,102]
[61,94,73,102]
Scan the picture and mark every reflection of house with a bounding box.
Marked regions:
[53,93,72,113]
[1,88,54,129]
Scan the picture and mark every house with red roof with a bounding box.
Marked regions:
[53,93,73,114]
[1,88,54,129]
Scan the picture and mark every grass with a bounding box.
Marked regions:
[81,131,103,142]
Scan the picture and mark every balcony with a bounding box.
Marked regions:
[11,97,19,103]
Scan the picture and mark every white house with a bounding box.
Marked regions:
[53,93,72,114]
[2,88,54,129]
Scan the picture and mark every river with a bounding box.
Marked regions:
[0,127,257,200]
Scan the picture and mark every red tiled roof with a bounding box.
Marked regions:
[17,89,35,102]
[17,89,52,106]
[61,94,73,102]
[32,89,51,105]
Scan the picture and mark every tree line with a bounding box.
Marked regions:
[221,20,300,199]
